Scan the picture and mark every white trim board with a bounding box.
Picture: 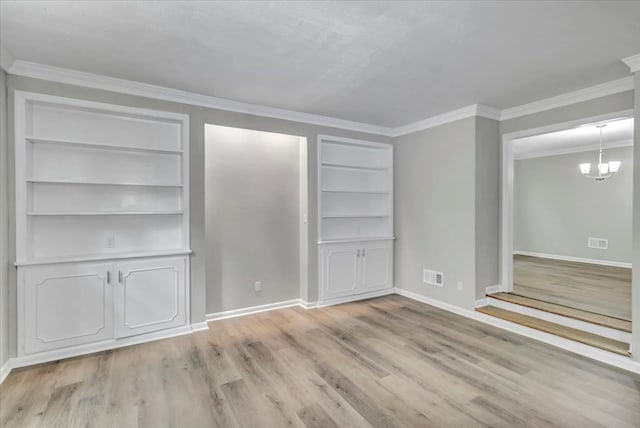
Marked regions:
[514,251,632,269]
[206,299,304,322]
[622,53,640,73]
[513,138,634,160]
[4,58,635,138]
[394,287,640,375]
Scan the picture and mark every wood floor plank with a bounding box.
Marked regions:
[476,305,630,355]
[513,255,631,320]
[1,295,639,427]
[490,292,632,332]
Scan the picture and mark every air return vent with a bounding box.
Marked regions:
[588,237,608,250]
[423,269,444,287]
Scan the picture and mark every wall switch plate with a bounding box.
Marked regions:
[105,235,115,248]
[457,281,463,291]
[254,281,262,292]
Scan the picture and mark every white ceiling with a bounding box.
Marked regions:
[513,117,634,159]
[1,1,639,128]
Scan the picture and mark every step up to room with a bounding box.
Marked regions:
[476,305,630,356]
[489,292,632,332]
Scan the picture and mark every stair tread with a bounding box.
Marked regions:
[489,292,632,333]
[476,305,630,356]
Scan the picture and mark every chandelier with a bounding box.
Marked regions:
[579,124,621,181]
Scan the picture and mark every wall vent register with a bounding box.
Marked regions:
[423,269,444,287]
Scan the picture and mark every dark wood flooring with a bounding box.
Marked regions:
[1,295,639,427]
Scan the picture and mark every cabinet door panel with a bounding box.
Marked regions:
[321,245,359,299]
[361,242,393,291]
[114,257,186,338]
[22,263,113,355]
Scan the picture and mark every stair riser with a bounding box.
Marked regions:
[487,298,631,343]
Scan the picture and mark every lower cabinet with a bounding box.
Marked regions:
[319,240,393,301]
[19,256,188,356]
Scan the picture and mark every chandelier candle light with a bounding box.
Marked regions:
[579,124,621,181]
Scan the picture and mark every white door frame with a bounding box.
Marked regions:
[500,109,634,292]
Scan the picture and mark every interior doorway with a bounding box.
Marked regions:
[501,111,633,327]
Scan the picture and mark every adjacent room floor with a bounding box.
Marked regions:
[1,295,638,427]
[513,255,632,321]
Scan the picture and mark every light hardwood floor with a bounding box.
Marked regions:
[1,295,639,427]
[513,255,632,321]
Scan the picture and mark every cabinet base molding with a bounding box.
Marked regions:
[10,323,201,373]
[311,288,395,308]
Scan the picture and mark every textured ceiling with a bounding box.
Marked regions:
[1,1,639,127]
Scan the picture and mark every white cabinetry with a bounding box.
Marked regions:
[114,257,186,338]
[320,240,393,300]
[317,136,393,303]
[14,92,191,361]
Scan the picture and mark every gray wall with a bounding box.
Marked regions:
[475,117,500,300]
[633,72,639,362]
[205,126,300,312]
[394,117,478,309]
[3,74,392,361]
[0,70,8,369]
[514,148,633,264]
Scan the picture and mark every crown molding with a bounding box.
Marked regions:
[5,59,635,138]
[0,45,16,72]
[513,138,633,160]
[500,76,634,121]
[8,60,395,137]
[622,53,640,73]
[390,104,500,137]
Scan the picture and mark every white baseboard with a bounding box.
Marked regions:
[395,287,640,375]
[0,359,13,384]
[514,251,632,269]
[475,298,489,308]
[314,288,396,308]
[206,299,303,322]
[190,322,210,332]
[9,324,195,373]
[487,296,631,343]
[485,284,502,295]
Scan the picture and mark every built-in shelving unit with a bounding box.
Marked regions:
[14,91,192,362]
[318,136,393,242]
[15,91,190,264]
[317,135,394,303]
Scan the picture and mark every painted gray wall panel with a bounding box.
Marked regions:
[4,74,392,360]
[205,126,300,312]
[475,117,500,299]
[394,117,477,309]
[0,70,8,369]
[514,148,633,264]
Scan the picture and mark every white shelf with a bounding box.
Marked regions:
[318,236,395,244]
[322,214,389,219]
[26,178,183,188]
[26,136,183,155]
[27,211,183,216]
[321,162,387,171]
[321,189,389,194]
[14,249,193,266]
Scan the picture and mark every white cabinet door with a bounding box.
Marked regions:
[320,244,360,300]
[360,241,393,291]
[22,263,114,355]
[114,257,186,338]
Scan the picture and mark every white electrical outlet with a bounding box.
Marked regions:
[457,281,463,291]
[254,281,262,292]
[105,235,115,248]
